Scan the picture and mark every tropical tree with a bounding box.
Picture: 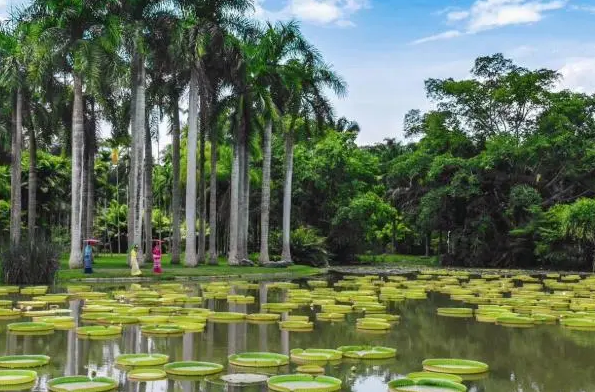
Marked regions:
[0,26,25,246]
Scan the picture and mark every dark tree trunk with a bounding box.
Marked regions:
[27,128,37,243]
[144,111,153,263]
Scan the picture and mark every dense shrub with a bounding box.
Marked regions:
[1,239,61,284]
[270,226,330,267]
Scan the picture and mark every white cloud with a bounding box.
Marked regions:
[254,0,368,27]
[411,30,464,45]
[413,0,567,44]
[558,57,595,93]
[572,5,595,13]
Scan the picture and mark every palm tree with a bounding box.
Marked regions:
[278,59,346,263]
[0,27,25,246]
[28,0,118,268]
[177,0,254,266]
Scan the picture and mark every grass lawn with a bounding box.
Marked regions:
[57,253,321,281]
[356,253,439,266]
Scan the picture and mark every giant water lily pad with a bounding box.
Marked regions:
[422,359,489,375]
[141,324,184,336]
[47,376,118,392]
[388,378,467,392]
[208,312,246,323]
[0,355,50,368]
[0,370,37,385]
[228,352,289,367]
[337,346,396,359]
[163,361,223,376]
[76,326,122,339]
[290,349,342,364]
[127,368,166,381]
[220,373,269,385]
[7,322,54,333]
[406,372,463,383]
[267,374,341,392]
[115,354,169,367]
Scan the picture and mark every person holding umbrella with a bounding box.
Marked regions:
[152,240,163,274]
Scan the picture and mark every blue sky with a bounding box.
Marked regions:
[2,0,595,145]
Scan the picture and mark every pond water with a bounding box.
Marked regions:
[1,275,595,392]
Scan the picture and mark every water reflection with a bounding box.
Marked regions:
[0,282,595,391]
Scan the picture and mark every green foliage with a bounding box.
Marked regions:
[1,239,61,284]
[270,226,329,267]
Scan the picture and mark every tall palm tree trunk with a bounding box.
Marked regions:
[27,128,37,242]
[144,114,153,263]
[236,121,247,261]
[259,119,272,263]
[197,99,206,263]
[185,67,199,267]
[127,67,137,263]
[171,97,181,264]
[281,130,294,263]
[241,147,250,260]
[69,75,84,268]
[228,138,240,265]
[10,89,22,246]
[85,102,96,239]
[132,52,146,265]
[208,112,218,265]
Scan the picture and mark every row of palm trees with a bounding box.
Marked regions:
[1,0,346,268]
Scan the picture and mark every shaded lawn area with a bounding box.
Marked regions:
[357,253,439,266]
[57,253,321,281]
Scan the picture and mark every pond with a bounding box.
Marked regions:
[1,272,595,392]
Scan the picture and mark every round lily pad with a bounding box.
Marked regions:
[7,322,54,333]
[208,312,246,323]
[296,365,325,374]
[137,315,170,325]
[337,346,396,360]
[437,308,474,318]
[267,374,341,392]
[47,376,118,392]
[220,373,269,385]
[246,313,281,323]
[290,349,342,364]
[115,354,169,367]
[76,326,122,339]
[141,324,184,336]
[228,352,289,367]
[316,313,344,321]
[355,320,391,331]
[422,358,489,375]
[163,361,223,376]
[127,368,167,381]
[279,321,313,331]
[388,378,467,392]
[0,355,50,368]
[406,372,463,383]
[0,370,37,385]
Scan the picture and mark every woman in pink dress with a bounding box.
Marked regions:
[152,244,163,273]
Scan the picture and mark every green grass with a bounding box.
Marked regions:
[356,253,439,266]
[57,253,321,281]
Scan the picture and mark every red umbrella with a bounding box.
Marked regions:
[84,239,100,245]
[152,239,164,244]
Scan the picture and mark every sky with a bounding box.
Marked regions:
[2,0,595,146]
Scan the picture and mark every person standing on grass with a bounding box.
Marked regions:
[130,244,142,276]
[83,244,93,274]
[152,243,162,274]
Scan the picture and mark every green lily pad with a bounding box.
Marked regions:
[0,355,50,368]
[290,349,342,364]
[0,370,37,385]
[163,361,223,376]
[267,374,341,392]
[127,368,167,381]
[47,376,118,392]
[337,346,396,360]
[422,358,489,375]
[388,378,467,392]
[115,354,169,367]
[229,352,289,367]
[7,322,54,333]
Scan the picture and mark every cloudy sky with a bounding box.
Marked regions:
[2,0,595,146]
